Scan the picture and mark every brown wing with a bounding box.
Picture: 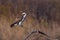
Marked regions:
[10,16,23,27]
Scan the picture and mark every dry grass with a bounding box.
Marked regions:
[0,14,60,40]
[0,0,60,40]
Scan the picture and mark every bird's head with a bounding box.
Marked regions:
[22,12,27,18]
[22,12,27,15]
[22,12,26,15]
[20,11,27,17]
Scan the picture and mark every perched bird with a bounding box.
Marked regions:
[10,12,27,27]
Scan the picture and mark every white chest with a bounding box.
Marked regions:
[19,21,22,25]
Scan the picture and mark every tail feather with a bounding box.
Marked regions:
[10,23,15,27]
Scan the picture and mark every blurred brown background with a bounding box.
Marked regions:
[0,0,60,40]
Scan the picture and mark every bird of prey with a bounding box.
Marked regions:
[10,12,27,27]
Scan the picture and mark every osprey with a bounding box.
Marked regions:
[10,12,27,27]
